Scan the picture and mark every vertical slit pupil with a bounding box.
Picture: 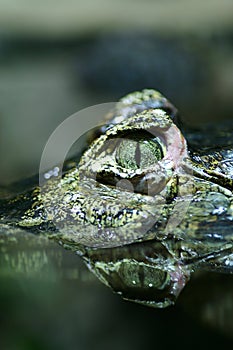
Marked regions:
[135,142,141,168]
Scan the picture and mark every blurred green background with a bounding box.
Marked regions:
[0,1,233,349]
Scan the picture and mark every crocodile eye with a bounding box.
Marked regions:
[115,131,165,170]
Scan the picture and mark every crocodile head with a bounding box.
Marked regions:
[1,89,233,308]
[72,89,232,307]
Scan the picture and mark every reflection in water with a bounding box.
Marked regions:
[1,228,233,349]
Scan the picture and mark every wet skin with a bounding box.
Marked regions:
[0,90,232,307]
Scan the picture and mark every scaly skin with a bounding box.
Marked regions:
[0,89,232,308]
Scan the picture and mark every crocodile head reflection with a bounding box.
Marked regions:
[79,239,191,308]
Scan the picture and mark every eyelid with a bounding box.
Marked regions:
[78,111,188,184]
[109,130,165,150]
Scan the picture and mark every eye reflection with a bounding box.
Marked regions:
[115,131,164,170]
[96,260,173,307]
[117,261,170,291]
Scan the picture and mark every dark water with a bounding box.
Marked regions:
[1,233,233,350]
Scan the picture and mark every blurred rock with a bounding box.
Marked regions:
[77,33,209,112]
